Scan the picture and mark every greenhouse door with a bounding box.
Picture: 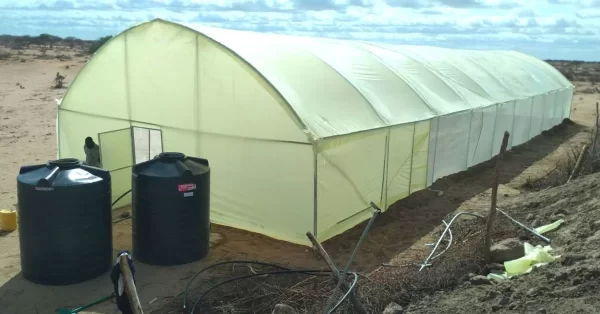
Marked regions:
[132,126,163,164]
[98,127,163,208]
[98,128,134,208]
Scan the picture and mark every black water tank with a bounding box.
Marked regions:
[16,158,112,285]
[132,152,210,265]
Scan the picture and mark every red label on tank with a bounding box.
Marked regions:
[178,184,196,192]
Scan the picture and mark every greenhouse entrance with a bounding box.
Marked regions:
[97,126,163,207]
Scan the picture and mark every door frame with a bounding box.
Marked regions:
[97,127,134,171]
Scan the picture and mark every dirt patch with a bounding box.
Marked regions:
[402,173,600,314]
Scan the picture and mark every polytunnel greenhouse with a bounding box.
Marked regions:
[56,18,574,245]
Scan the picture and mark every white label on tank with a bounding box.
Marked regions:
[35,187,54,192]
[184,192,194,197]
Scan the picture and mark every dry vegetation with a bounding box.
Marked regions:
[547,60,600,87]
[0,33,111,63]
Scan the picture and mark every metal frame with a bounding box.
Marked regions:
[131,126,164,163]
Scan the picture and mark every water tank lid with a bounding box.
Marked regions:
[47,158,82,169]
[158,152,186,162]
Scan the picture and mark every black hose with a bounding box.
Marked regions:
[111,189,131,208]
[189,269,334,314]
[182,260,326,309]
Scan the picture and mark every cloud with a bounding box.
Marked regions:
[0,0,599,61]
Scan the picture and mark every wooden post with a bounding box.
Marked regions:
[568,144,588,183]
[306,232,367,314]
[591,102,599,158]
[119,255,144,314]
[484,131,510,263]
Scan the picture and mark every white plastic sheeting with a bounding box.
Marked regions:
[57,19,573,245]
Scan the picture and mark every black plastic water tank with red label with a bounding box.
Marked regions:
[132,152,210,265]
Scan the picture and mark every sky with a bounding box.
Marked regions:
[0,0,599,61]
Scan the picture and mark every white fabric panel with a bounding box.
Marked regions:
[385,45,494,102]
[126,22,197,129]
[198,133,314,245]
[58,110,130,161]
[197,35,308,143]
[410,121,430,193]
[427,117,439,186]
[160,127,198,157]
[386,124,414,206]
[60,36,128,119]
[302,39,437,125]
[489,52,564,96]
[502,51,572,88]
[530,95,545,139]
[494,101,515,152]
[513,98,534,147]
[188,23,573,139]
[431,112,471,182]
[541,93,556,131]
[110,167,133,208]
[359,43,468,115]
[316,130,387,241]
[564,88,574,119]
[467,110,483,168]
[554,90,565,124]
[471,106,497,166]
[197,26,385,139]
[98,128,133,171]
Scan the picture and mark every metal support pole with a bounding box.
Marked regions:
[497,208,551,243]
[323,202,381,313]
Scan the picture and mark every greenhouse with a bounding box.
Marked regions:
[57,19,573,245]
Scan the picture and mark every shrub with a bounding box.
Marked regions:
[0,48,10,60]
[88,35,113,55]
[53,72,66,89]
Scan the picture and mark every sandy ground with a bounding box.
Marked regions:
[0,47,599,314]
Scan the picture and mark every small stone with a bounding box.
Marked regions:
[538,310,547,314]
[490,238,524,263]
[555,272,569,281]
[562,254,587,266]
[480,290,499,301]
[497,295,510,306]
[526,287,538,297]
[554,208,568,216]
[491,304,503,312]
[469,275,492,285]
[272,304,297,314]
[383,302,404,314]
[526,213,535,221]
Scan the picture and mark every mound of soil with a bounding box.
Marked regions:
[403,172,600,314]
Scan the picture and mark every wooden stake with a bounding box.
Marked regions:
[306,232,367,314]
[591,102,599,158]
[568,144,588,183]
[484,131,510,263]
[119,255,144,314]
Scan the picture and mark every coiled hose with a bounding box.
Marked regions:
[181,260,359,314]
